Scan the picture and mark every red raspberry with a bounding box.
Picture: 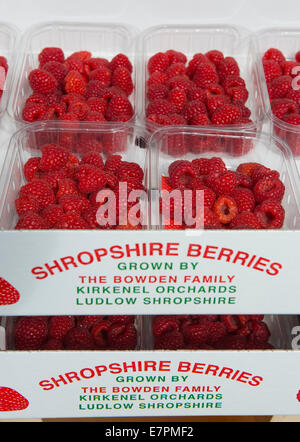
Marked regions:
[39,144,69,171]
[64,57,84,74]
[286,89,300,106]
[41,204,64,227]
[283,113,300,126]
[217,57,240,82]
[56,178,78,199]
[110,54,133,73]
[109,315,135,325]
[189,114,210,126]
[231,187,255,212]
[15,213,49,230]
[228,86,249,104]
[187,86,206,102]
[107,323,137,350]
[152,316,180,337]
[202,208,222,229]
[85,111,107,122]
[186,53,209,78]
[84,57,109,72]
[82,205,100,229]
[28,69,58,94]
[168,114,187,125]
[263,59,282,83]
[236,162,262,178]
[193,62,219,88]
[105,155,123,175]
[253,177,285,203]
[81,151,104,169]
[91,320,111,348]
[89,66,112,88]
[23,157,41,181]
[146,98,176,117]
[211,104,242,125]
[167,75,193,93]
[102,130,127,155]
[216,335,247,350]
[15,195,39,216]
[168,87,187,113]
[206,94,230,115]
[188,183,216,209]
[59,194,90,214]
[155,331,184,350]
[148,52,169,74]
[63,328,94,350]
[169,161,197,189]
[222,75,246,93]
[39,47,64,66]
[192,157,227,176]
[118,162,144,183]
[64,71,86,95]
[25,93,47,106]
[182,100,207,123]
[69,51,92,62]
[166,62,186,79]
[48,316,75,341]
[41,339,64,350]
[252,166,280,184]
[77,316,104,330]
[85,80,105,99]
[234,172,253,189]
[165,50,187,64]
[207,170,237,195]
[206,321,227,345]
[44,102,67,120]
[282,60,300,77]
[42,61,67,84]
[255,200,285,229]
[20,179,55,209]
[147,71,168,87]
[271,98,298,120]
[106,96,133,121]
[182,321,209,346]
[76,164,107,193]
[86,97,107,115]
[14,317,48,350]
[55,213,89,230]
[213,195,238,224]
[263,48,285,66]
[249,321,271,344]
[205,50,224,66]
[22,102,46,122]
[268,75,292,99]
[230,212,261,230]
[147,83,169,101]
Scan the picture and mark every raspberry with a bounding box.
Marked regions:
[15,213,49,230]
[188,183,216,209]
[106,96,133,121]
[167,75,193,93]
[186,53,209,78]
[217,57,240,82]
[82,205,100,229]
[105,155,123,175]
[55,213,89,230]
[189,114,210,126]
[41,339,64,350]
[84,57,109,72]
[286,89,300,106]
[41,204,64,227]
[187,86,206,102]
[15,195,39,216]
[56,178,78,199]
[169,161,197,189]
[166,62,186,79]
[263,59,282,83]
[14,317,48,350]
[231,187,255,212]
[229,86,249,104]
[64,71,86,95]
[39,144,69,171]
[28,69,58,94]
[182,321,209,346]
[91,320,111,348]
[236,162,262,178]
[168,87,187,113]
[109,315,135,325]
[165,50,187,65]
[255,200,285,229]
[22,102,46,122]
[207,170,237,195]
[147,71,168,87]
[77,316,105,330]
[216,335,247,350]
[148,52,169,74]
[69,51,92,62]
[81,151,104,169]
[234,172,253,189]
[222,76,246,94]
[89,66,112,88]
[193,62,219,88]
[39,47,64,66]
[152,316,180,337]
[211,104,242,125]
[64,57,84,74]
[283,113,300,126]
[118,162,144,183]
[23,157,41,181]
[75,164,107,193]
[253,177,285,203]
[268,75,292,99]
[86,97,107,115]
[20,179,55,209]
[248,321,271,344]
[107,323,137,350]
[63,328,94,350]
[48,316,75,341]
[263,48,285,66]
[85,111,107,122]
[155,331,184,350]
[206,94,230,115]
[213,195,238,224]
[205,50,224,66]
[147,83,169,101]
[192,157,227,176]
[110,54,133,73]
[230,212,261,230]
[42,61,68,84]
[252,166,280,184]
[59,194,90,214]
[168,114,187,125]
[85,80,105,99]
[206,321,227,344]
[182,100,207,123]
[146,98,176,117]
[271,98,298,120]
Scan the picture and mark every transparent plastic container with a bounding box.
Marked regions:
[138,24,264,134]
[0,22,18,119]
[149,126,300,230]
[8,21,137,127]
[0,121,150,231]
[1,315,145,351]
[146,315,299,351]
[254,27,300,174]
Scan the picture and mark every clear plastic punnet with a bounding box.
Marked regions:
[149,126,300,231]
[0,22,18,119]
[0,121,150,231]
[8,21,137,127]
[254,27,300,174]
[138,24,264,133]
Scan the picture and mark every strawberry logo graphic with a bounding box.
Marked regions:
[0,277,20,306]
[297,391,300,403]
[0,387,29,412]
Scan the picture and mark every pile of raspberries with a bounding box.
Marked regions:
[22,47,134,123]
[161,157,286,230]
[146,50,252,128]
[14,144,144,230]
[14,315,138,351]
[152,315,273,350]
[0,56,8,100]
[263,47,300,155]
